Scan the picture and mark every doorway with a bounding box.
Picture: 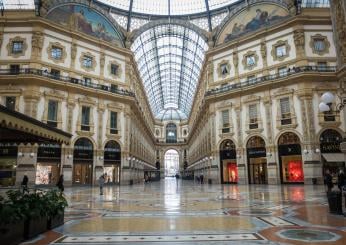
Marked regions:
[73,163,92,184]
[164,149,179,177]
[247,136,268,184]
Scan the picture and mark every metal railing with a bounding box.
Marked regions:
[205,66,336,97]
[0,68,135,97]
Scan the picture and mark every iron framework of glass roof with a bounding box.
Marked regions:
[131,24,208,121]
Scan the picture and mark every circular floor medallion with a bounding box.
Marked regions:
[277,229,340,242]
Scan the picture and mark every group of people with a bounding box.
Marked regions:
[324,169,345,192]
[20,174,65,193]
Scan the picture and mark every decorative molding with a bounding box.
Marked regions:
[6,36,28,58]
[217,60,231,78]
[47,41,67,64]
[243,94,261,104]
[309,34,330,56]
[271,40,291,61]
[108,60,122,79]
[242,50,258,70]
[79,51,97,72]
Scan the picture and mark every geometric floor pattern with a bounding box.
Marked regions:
[20,178,346,245]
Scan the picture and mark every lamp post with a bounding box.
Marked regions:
[319,92,346,152]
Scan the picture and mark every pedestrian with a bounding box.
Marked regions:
[99,174,105,195]
[337,169,345,191]
[200,174,204,184]
[56,174,64,193]
[21,175,28,194]
[324,169,333,192]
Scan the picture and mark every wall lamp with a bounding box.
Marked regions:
[266,152,272,157]
[29,152,35,158]
[315,148,320,153]
[18,152,24,157]
[303,149,309,155]
[99,156,104,160]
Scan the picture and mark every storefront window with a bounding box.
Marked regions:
[278,132,304,183]
[35,163,60,185]
[247,136,267,184]
[220,139,237,183]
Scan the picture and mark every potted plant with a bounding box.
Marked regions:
[0,193,25,245]
[20,190,49,239]
[46,190,68,229]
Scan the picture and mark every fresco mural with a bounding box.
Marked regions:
[217,4,289,45]
[47,4,123,47]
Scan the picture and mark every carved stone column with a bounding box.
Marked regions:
[16,143,38,186]
[31,30,44,67]
[23,87,40,119]
[61,145,73,186]
[298,89,322,184]
[260,40,269,75]
[66,94,75,133]
[233,50,239,81]
[263,95,279,184]
[293,28,307,66]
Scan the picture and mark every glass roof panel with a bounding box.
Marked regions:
[131,24,208,120]
[98,0,241,15]
[2,0,35,9]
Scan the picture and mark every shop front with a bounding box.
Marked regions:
[247,136,267,184]
[73,138,93,185]
[278,132,304,184]
[35,144,61,185]
[104,140,121,184]
[320,129,345,178]
[0,143,18,186]
[220,139,238,184]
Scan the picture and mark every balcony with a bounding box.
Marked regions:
[206,66,336,97]
[0,68,135,97]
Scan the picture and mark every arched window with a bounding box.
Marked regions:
[166,123,177,143]
[320,129,342,153]
[104,140,121,162]
[247,136,265,149]
[74,138,93,160]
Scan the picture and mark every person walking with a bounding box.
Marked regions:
[56,174,64,193]
[21,175,28,194]
[99,174,105,195]
[324,170,333,192]
[337,169,345,191]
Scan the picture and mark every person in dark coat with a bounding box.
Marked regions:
[56,174,64,192]
[337,170,345,191]
[21,175,29,194]
[324,170,333,192]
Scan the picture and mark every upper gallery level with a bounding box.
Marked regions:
[187,3,336,137]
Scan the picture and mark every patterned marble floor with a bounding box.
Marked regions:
[21,178,346,245]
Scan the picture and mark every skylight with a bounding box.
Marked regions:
[131,24,208,120]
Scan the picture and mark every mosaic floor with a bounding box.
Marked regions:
[22,178,346,245]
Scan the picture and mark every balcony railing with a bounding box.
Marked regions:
[206,66,336,97]
[0,68,135,97]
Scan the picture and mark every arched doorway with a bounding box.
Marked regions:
[320,129,345,177]
[278,132,304,184]
[36,143,61,185]
[73,138,93,185]
[104,140,121,184]
[164,149,179,177]
[247,136,267,184]
[166,123,177,143]
[220,139,238,184]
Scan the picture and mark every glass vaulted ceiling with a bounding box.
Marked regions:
[98,0,239,15]
[131,24,208,121]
